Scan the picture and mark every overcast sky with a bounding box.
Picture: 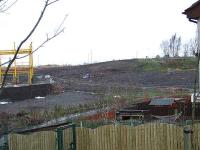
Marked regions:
[0,0,198,65]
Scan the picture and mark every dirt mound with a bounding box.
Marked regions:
[36,58,196,92]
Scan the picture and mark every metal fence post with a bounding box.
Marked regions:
[56,128,64,150]
[0,125,9,150]
[70,124,76,150]
[184,126,192,150]
[72,124,76,150]
[4,134,9,150]
[55,123,76,150]
[0,134,9,150]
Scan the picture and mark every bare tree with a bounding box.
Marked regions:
[160,40,169,57]
[0,0,17,13]
[175,36,181,57]
[189,38,198,56]
[182,38,198,57]
[169,34,176,57]
[169,33,181,57]
[0,0,65,92]
[183,43,189,57]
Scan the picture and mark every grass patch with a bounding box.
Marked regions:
[159,57,197,71]
[133,57,197,72]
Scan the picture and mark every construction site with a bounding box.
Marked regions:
[0,0,199,126]
[0,43,52,101]
[0,0,200,150]
[0,41,199,125]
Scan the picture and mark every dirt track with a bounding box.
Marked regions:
[0,91,101,113]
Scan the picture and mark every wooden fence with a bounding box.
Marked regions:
[8,123,200,150]
[192,123,200,150]
[74,123,184,150]
[9,131,56,150]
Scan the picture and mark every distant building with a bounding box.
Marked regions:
[149,98,177,116]
[116,96,200,121]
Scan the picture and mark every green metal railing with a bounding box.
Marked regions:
[55,123,76,150]
[0,134,9,150]
[0,125,9,150]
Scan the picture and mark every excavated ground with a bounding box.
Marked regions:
[0,59,196,114]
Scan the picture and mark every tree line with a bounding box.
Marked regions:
[160,33,198,57]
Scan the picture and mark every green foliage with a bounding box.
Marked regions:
[52,105,66,119]
[160,57,196,70]
[120,88,162,102]
[136,59,161,72]
[134,57,197,72]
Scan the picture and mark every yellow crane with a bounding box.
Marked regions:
[0,43,33,85]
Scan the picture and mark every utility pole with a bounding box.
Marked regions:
[38,55,40,66]
[183,2,200,149]
[198,18,200,90]
[193,18,200,122]
[136,50,138,58]
[90,49,93,64]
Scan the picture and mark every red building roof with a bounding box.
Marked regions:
[183,0,200,22]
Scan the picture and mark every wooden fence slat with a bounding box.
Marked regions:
[8,123,196,150]
[132,126,136,150]
[9,131,56,150]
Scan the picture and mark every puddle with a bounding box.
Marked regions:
[0,101,12,105]
[35,96,45,99]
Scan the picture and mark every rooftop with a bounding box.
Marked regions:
[149,98,175,106]
[183,0,200,21]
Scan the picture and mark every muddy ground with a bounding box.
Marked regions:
[0,59,196,114]
[37,60,195,91]
[0,91,102,113]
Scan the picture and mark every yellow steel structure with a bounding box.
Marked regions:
[0,43,33,84]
